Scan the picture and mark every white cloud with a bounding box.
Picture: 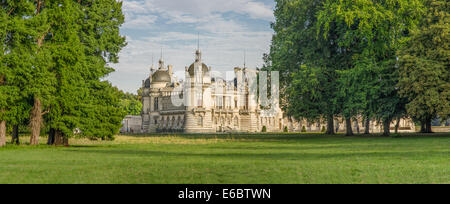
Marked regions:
[245,1,275,20]
[122,1,154,14]
[196,16,246,33]
[122,0,274,24]
[151,0,274,21]
[108,0,275,93]
[122,14,158,29]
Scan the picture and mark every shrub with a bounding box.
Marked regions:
[284,126,289,133]
[321,126,326,132]
[262,126,267,132]
[301,126,306,132]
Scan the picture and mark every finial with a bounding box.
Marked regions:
[158,48,165,69]
[195,35,202,63]
[150,53,155,72]
[197,32,200,51]
[244,50,246,68]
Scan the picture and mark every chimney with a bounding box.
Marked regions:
[168,65,173,76]
[168,65,173,82]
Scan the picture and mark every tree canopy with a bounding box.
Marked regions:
[0,0,127,146]
[398,0,450,132]
[267,0,445,136]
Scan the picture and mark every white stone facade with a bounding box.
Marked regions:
[141,49,284,133]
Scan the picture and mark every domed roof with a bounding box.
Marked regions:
[152,70,171,83]
[188,63,209,76]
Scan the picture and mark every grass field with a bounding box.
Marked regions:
[0,133,449,184]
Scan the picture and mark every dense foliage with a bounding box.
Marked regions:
[267,0,448,136]
[118,90,143,116]
[0,0,127,146]
[398,0,450,132]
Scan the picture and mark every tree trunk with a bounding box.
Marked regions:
[394,117,401,134]
[11,125,20,145]
[326,114,335,135]
[420,121,426,133]
[63,137,69,147]
[345,117,353,136]
[355,120,360,134]
[0,120,6,147]
[54,130,69,147]
[335,120,340,133]
[364,117,370,134]
[425,118,433,133]
[47,128,55,145]
[30,97,42,145]
[54,130,63,146]
[382,119,391,136]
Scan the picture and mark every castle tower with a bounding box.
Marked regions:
[183,45,214,133]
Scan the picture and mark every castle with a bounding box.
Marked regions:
[139,47,416,134]
[140,48,284,133]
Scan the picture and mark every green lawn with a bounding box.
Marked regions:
[0,133,449,184]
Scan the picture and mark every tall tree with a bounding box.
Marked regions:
[72,0,126,142]
[317,0,422,136]
[1,0,126,147]
[398,0,450,133]
[0,0,44,146]
[0,3,6,146]
[27,0,55,145]
[0,8,6,146]
[267,0,341,135]
[44,0,126,145]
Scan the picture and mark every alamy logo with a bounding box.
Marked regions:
[170,70,280,114]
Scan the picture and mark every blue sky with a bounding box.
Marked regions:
[107,0,276,93]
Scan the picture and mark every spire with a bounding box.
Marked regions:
[150,53,155,73]
[195,33,202,62]
[158,48,164,69]
[197,32,200,51]
[244,50,246,68]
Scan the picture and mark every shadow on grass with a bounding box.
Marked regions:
[119,132,450,143]
[62,148,448,161]
[68,145,105,148]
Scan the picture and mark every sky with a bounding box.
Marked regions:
[107,0,276,94]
